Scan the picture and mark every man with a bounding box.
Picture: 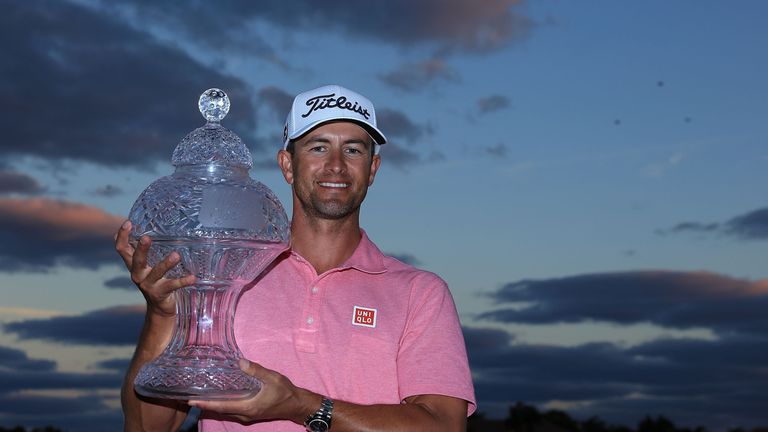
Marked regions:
[116,85,475,431]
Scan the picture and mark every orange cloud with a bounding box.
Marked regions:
[0,197,124,239]
[0,197,126,270]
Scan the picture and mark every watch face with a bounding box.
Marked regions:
[308,419,329,432]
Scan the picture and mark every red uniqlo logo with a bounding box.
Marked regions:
[352,306,377,328]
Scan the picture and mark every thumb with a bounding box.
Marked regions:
[239,358,268,378]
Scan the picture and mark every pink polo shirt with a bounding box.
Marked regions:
[200,231,476,431]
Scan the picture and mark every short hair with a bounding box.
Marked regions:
[286,139,296,155]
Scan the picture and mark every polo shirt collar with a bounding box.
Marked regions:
[287,230,387,274]
[340,229,387,274]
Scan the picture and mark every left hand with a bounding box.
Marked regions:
[189,359,317,425]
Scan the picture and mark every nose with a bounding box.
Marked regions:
[324,146,346,174]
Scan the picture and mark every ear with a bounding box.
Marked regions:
[368,154,382,186]
[277,150,294,185]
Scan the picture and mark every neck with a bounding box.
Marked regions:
[289,209,363,275]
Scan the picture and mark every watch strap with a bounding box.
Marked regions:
[304,397,333,431]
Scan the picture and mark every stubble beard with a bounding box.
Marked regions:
[305,195,360,220]
[296,180,368,221]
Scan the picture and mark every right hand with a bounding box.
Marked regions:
[114,220,196,317]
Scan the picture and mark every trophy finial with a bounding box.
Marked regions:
[198,88,230,123]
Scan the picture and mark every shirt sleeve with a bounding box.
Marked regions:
[396,272,477,415]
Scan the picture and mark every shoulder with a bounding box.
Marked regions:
[380,255,454,310]
[383,255,446,285]
[361,232,449,292]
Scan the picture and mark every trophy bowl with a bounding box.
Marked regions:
[128,89,289,400]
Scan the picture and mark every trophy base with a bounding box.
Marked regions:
[134,362,261,400]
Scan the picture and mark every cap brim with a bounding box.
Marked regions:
[287,117,387,146]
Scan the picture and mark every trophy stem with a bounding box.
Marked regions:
[172,282,239,358]
[134,280,260,400]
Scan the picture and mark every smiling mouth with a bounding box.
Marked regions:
[318,182,349,188]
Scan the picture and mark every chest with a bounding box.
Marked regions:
[233,262,410,357]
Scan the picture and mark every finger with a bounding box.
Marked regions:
[188,399,249,416]
[131,235,151,276]
[114,220,135,268]
[160,274,197,293]
[238,360,281,393]
[239,359,269,379]
[143,250,182,285]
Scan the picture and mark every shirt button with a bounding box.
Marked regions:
[311,286,319,294]
[306,316,314,325]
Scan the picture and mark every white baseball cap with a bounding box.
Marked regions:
[283,84,387,154]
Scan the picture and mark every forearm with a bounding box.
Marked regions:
[189,360,468,431]
[122,311,188,432]
[329,400,466,432]
[292,390,466,432]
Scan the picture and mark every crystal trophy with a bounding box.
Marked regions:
[129,88,290,400]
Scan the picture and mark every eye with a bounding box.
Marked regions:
[344,146,365,156]
[308,145,327,153]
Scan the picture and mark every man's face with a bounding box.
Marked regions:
[279,121,381,221]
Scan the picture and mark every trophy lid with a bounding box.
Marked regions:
[171,88,252,169]
[129,88,290,244]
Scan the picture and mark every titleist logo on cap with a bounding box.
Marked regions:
[302,93,371,120]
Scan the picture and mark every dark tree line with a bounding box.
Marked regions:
[0,427,64,432]
[3,404,768,432]
[467,401,768,432]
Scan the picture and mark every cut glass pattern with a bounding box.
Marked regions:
[128,89,289,400]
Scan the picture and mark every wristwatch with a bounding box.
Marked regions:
[304,397,334,432]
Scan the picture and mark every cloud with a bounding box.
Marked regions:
[377,109,432,142]
[0,319,195,431]
[104,3,291,70]
[258,86,294,122]
[484,143,508,158]
[386,253,422,267]
[4,305,145,346]
[480,270,768,337]
[103,276,135,290]
[463,326,768,428]
[372,108,439,170]
[0,1,257,169]
[378,144,427,171]
[0,393,111,416]
[724,207,768,239]
[0,346,56,372]
[379,59,460,91]
[477,95,511,114]
[463,326,514,353]
[1,0,532,167]
[91,184,124,198]
[119,0,532,55]
[658,221,720,235]
[0,345,122,394]
[0,170,45,195]
[471,274,768,426]
[469,340,642,403]
[0,197,124,271]
[92,357,131,373]
[658,207,768,240]
[0,307,66,319]
[0,345,125,431]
